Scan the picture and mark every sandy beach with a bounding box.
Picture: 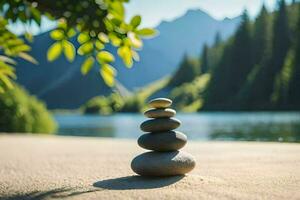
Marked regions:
[0,134,299,200]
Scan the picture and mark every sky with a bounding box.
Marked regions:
[125,0,293,27]
[10,0,293,35]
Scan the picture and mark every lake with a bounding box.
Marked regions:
[54,112,300,142]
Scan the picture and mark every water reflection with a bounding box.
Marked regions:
[58,127,116,137]
[54,112,300,142]
[55,114,143,138]
[209,122,300,142]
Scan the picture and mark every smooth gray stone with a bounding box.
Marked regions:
[131,151,196,176]
[148,98,172,108]
[140,118,181,132]
[138,131,187,151]
[144,108,176,118]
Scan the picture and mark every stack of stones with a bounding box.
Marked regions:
[131,98,196,176]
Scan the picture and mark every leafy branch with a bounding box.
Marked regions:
[0,0,157,90]
[0,17,37,92]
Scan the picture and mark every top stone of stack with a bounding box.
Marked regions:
[148,98,172,108]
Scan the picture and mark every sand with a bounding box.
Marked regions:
[0,134,299,200]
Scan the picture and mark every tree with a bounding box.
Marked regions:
[203,40,233,110]
[200,44,209,74]
[248,0,291,108]
[287,3,300,109]
[214,32,222,47]
[204,10,254,109]
[0,0,156,91]
[252,4,271,65]
[168,54,199,87]
[229,10,254,96]
[270,0,291,80]
[237,4,272,109]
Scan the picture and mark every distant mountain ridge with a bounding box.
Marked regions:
[115,9,240,89]
[16,9,241,109]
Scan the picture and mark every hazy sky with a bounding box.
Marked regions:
[10,0,293,34]
[125,0,293,27]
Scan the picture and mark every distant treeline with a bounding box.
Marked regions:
[170,0,300,111]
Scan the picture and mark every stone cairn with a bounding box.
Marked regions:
[131,98,196,176]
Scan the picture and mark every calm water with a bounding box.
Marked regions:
[54,112,300,142]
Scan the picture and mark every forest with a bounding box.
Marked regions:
[201,0,300,111]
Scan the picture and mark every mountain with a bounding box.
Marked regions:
[15,9,240,109]
[115,10,240,89]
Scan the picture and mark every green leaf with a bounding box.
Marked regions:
[136,28,157,37]
[95,40,105,50]
[117,23,131,33]
[130,15,141,28]
[19,11,27,23]
[131,50,140,62]
[98,33,109,43]
[0,56,16,65]
[6,38,23,46]
[77,33,90,44]
[30,7,41,25]
[110,18,122,26]
[100,64,116,87]
[0,61,15,75]
[117,46,132,68]
[67,28,76,38]
[18,52,38,65]
[47,42,63,61]
[50,30,64,40]
[128,32,142,49]
[97,51,115,64]
[57,20,67,30]
[110,2,125,20]
[24,32,34,42]
[0,74,14,89]
[77,42,93,55]
[104,19,114,32]
[81,57,94,75]
[108,33,122,47]
[62,40,75,62]
[12,44,31,53]
[0,64,15,87]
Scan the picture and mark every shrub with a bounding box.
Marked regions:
[82,93,124,115]
[119,95,144,113]
[169,74,211,112]
[0,83,57,133]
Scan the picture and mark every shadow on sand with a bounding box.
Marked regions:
[2,176,184,199]
[93,175,185,190]
[1,187,101,200]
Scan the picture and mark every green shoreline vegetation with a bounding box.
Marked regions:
[0,82,57,133]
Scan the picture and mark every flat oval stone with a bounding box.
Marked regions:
[140,118,181,132]
[148,98,172,108]
[131,151,196,176]
[138,131,187,151]
[144,108,176,118]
